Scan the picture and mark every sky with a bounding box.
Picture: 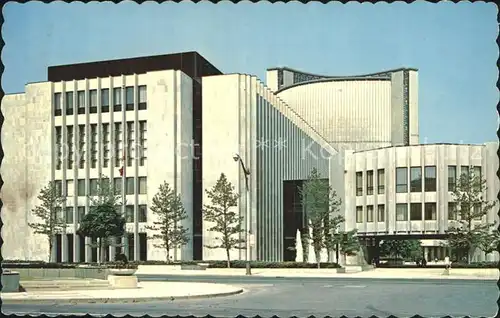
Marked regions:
[3,1,498,144]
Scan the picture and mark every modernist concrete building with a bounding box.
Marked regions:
[344,142,499,262]
[1,51,497,263]
[266,67,419,151]
[1,52,223,262]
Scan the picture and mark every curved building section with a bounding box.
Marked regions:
[343,142,499,262]
[266,67,419,151]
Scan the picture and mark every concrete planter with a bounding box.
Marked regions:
[181,264,208,271]
[336,265,362,273]
[108,275,138,289]
[107,268,137,276]
[1,270,20,292]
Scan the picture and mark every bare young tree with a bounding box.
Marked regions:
[203,173,245,268]
[146,181,189,263]
[28,181,67,262]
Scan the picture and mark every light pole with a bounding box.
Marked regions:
[233,153,252,275]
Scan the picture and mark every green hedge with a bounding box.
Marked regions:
[206,261,340,268]
[377,261,498,269]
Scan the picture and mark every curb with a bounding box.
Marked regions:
[0,288,244,305]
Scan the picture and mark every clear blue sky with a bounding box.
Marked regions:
[3,1,498,144]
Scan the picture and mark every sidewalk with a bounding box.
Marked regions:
[1,281,243,304]
[136,265,498,280]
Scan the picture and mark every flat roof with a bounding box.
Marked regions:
[48,51,223,82]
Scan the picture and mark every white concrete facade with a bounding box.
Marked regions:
[1,70,194,262]
[266,68,419,151]
[202,74,339,262]
[343,143,499,261]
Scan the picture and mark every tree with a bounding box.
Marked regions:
[203,173,246,268]
[380,239,422,261]
[446,167,498,263]
[28,181,67,262]
[77,175,125,264]
[301,168,344,268]
[145,181,189,263]
[337,229,361,265]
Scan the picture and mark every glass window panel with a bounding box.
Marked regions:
[126,87,134,104]
[410,203,422,220]
[396,204,408,221]
[101,89,110,106]
[410,167,422,192]
[396,167,408,193]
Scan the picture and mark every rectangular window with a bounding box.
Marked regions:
[366,205,374,222]
[473,204,482,220]
[460,165,469,180]
[54,92,62,116]
[473,166,482,191]
[54,207,63,221]
[55,127,62,170]
[126,87,134,111]
[138,205,147,222]
[410,203,422,220]
[127,122,135,166]
[102,124,110,168]
[356,172,363,196]
[65,207,74,224]
[356,206,363,223]
[377,204,385,222]
[65,92,74,115]
[114,178,122,195]
[101,88,110,113]
[54,180,63,196]
[89,179,98,196]
[366,171,374,195]
[77,91,85,114]
[114,123,123,167]
[125,205,134,223]
[396,167,408,193]
[113,88,122,112]
[448,202,456,220]
[89,90,98,114]
[424,203,437,220]
[78,125,86,169]
[448,166,457,192]
[67,126,74,169]
[77,206,85,223]
[66,180,74,197]
[77,179,86,196]
[138,85,147,110]
[377,169,385,194]
[410,167,422,192]
[424,166,437,192]
[138,177,147,194]
[90,124,98,168]
[139,121,147,166]
[126,177,134,195]
[396,203,408,221]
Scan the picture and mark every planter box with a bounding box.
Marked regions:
[108,275,138,289]
[181,264,207,271]
[107,268,137,276]
[336,266,362,273]
[1,271,20,292]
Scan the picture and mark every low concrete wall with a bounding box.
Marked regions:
[6,267,111,280]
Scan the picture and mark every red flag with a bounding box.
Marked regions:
[119,167,124,176]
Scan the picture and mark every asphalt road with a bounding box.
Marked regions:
[3,275,498,317]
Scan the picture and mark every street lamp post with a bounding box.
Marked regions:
[233,153,252,276]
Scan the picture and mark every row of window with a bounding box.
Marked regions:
[355,169,385,196]
[355,202,482,223]
[55,121,148,170]
[355,165,482,196]
[54,177,147,197]
[55,205,148,224]
[53,86,147,116]
[448,166,481,192]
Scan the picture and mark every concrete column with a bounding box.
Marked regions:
[50,235,57,262]
[61,234,68,262]
[85,237,92,262]
[75,234,81,262]
[123,236,130,259]
[109,238,117,262]
[134,232,140,261]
